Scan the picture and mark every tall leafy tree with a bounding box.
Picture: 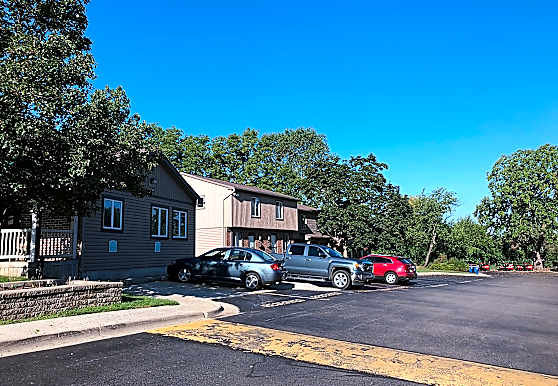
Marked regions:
[0,0,156,222]
[407,188,458,265]
[305,154,389,255]
[476,144,558,268]
[446,217,502,264]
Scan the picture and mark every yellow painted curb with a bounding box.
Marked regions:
[149,319,558,386]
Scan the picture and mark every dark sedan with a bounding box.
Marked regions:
[167,247,287,290]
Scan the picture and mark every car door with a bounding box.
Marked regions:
[198,248,228,278]
[224,249,249,282]
[283,245,307,275]
[376,257,392,276]
[306,246,330,277]
[369,256,385,277]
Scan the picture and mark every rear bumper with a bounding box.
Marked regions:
[400,272,417,280]
[352,271,375,283]
[263,270,287,284]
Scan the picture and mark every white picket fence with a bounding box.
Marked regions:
[40,229,73,258]
[0,229,30,261]
[0,228,75,261]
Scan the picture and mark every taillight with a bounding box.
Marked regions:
[270,263,280,271]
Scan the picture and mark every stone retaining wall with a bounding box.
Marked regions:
[0,280,122,321]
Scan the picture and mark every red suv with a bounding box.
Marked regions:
[360,254,417,284]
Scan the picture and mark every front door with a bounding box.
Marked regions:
[198,248,228,278]
[225,249,250,282]
[306,245,330,277]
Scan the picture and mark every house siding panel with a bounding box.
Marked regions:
[195,227,223,256]
[231,192,298,231]
[79,164,196,277]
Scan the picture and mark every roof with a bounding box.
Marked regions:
[182,173,299,201]
[160,157,200,200]
[297,203,318,212]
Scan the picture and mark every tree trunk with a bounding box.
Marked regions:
[424,227,437,266]
[534,251,544,271]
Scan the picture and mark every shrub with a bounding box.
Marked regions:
[428,258,469,272]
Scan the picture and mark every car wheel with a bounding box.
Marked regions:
[244,272,262,290]
[385,271,399,285]
[332,270,351,290]
[177,267,192,283]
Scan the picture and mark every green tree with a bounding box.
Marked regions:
[0,0,156,223]
[407,188,458,266]
[305,154,389,255]
[476,144,558,268]
[446,217,502,264]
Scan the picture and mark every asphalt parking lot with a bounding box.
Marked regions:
[3,272,558,385]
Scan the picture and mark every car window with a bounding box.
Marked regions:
[308,246,324,257]
[200,249,227,260]
[377,257,392,264]
[399,258,414,265]
[249,249,275,262]
[289,245,306,255]
[228,249,247,261]
[323,247,342,258]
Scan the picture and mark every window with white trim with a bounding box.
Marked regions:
[197,196,205,209]
[172,210,187,239]
[275,201,284,220]
[103,198,123,230]
[251,197,260,218]
[151,206,168,238]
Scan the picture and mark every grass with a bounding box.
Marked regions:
[416,266,467,273]
[0,276,28,283]
[0,294,179,325]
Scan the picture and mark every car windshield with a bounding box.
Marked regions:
[323,247,343,258]
[399,258,414,265]
[250,249,276,262]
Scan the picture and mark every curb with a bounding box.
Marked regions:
[418,272,491,278]
[0,304,224,355]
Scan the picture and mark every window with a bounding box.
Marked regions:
[234,232,242,247]
[275,201,284,220]
[289,245,306,255]
[270,234,277,253]
[151,206,168,238]
[172,210,187,239]
[103,198,123,230]
[200,248,227,260]
[251,197,260,217]
[197,196,205,209]
[308,246,327,258]
[228,249,252,261]
[248,235,255,248]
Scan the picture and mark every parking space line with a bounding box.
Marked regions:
[149,319,558,386]
[459,280,473,284]
[211,289,275,300]
[260,298,307,308]
[426,283,449,288]
[266,293,321,300]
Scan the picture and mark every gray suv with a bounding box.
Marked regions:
[280,243,374,289]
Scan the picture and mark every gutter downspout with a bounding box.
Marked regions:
[223,189,236,246]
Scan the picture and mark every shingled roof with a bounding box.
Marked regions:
[297,203,319,212]
[182,174,299,201]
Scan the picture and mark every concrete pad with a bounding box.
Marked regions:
[0,283,236,357]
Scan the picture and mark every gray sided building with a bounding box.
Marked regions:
[79,158,199,280]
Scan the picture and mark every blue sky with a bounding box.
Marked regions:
[86,1,558,218]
